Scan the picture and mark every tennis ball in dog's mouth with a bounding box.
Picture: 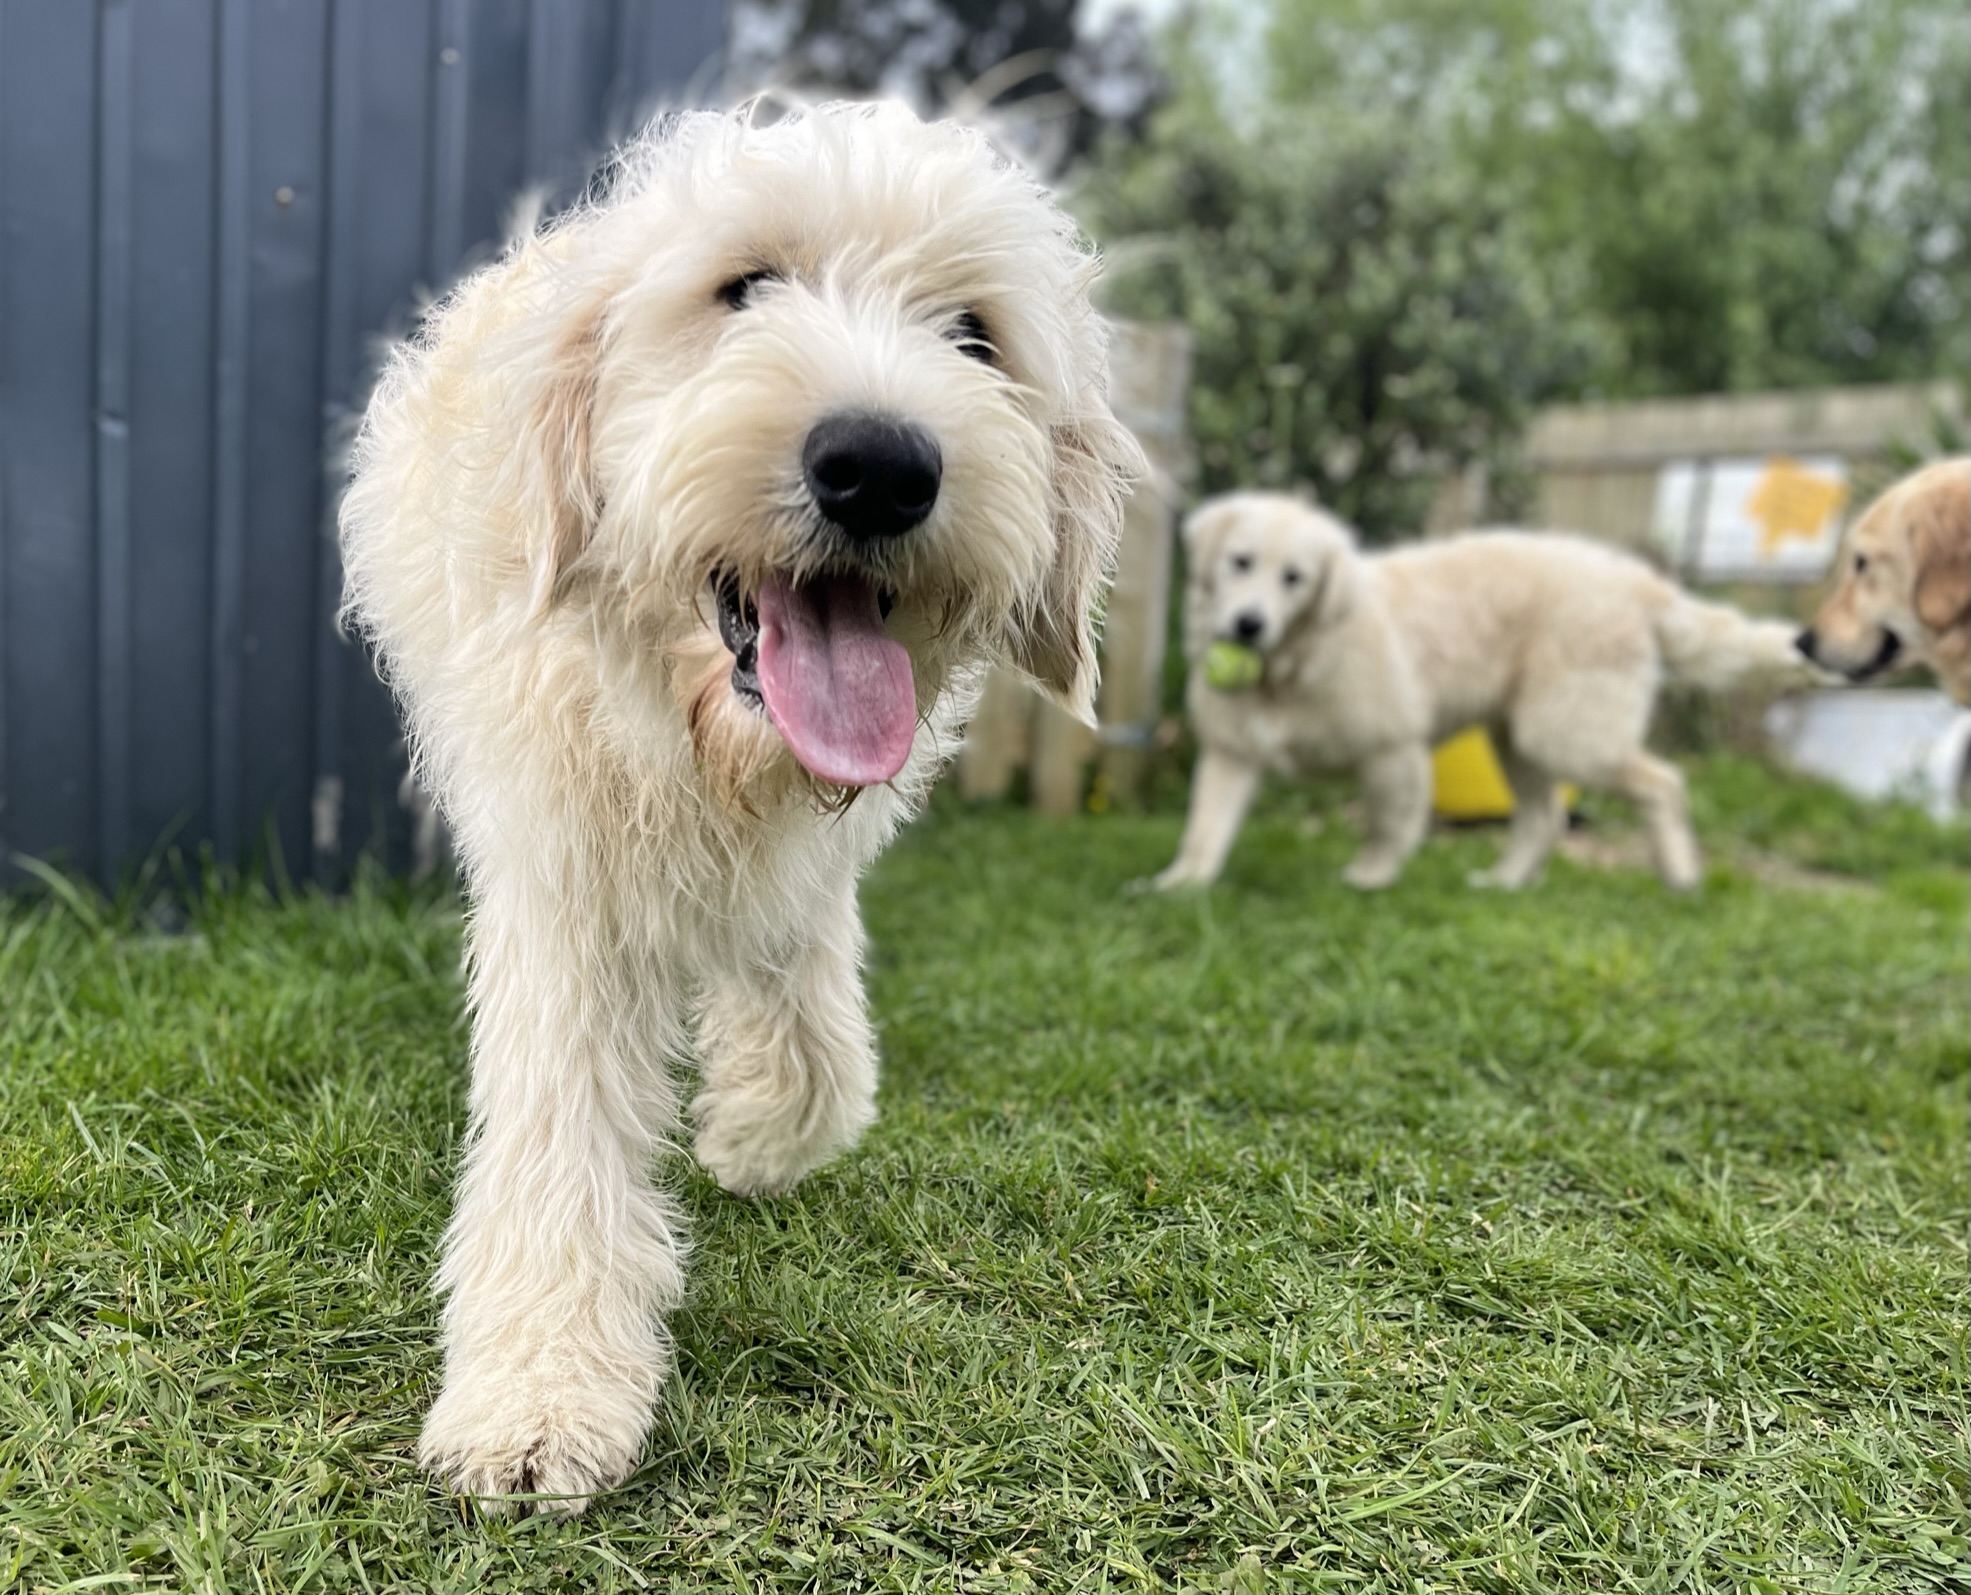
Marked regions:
[1203,639,1265,691]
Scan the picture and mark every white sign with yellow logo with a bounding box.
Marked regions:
[1652,455,1850,582]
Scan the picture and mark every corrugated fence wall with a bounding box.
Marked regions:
[0,0,725,887]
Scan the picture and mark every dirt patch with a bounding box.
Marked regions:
[1557,828,1875,894]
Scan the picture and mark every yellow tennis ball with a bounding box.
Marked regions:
[1203,639,1264,691]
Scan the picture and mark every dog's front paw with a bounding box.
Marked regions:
[1341,855,1405,891]
[419,1366,654,1517]
[1146,863,1208,892]
[1466,865,1533,891]
[692,1083,872,1198]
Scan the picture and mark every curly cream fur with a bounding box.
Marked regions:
[338,101,1138,1515]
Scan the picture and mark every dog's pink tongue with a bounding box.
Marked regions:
[756,573,916,786]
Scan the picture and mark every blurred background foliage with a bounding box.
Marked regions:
[1074,90,1595,537]
[729,0,1166,157]
[1254,0,1971,399]
[1079,0,1971,533]
[736,0,1969,538]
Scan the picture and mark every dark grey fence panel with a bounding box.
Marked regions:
[330,0,442,881]
[0,0,727,887]
[95,0,135,877]
[462,0,530,254]
[2,4,99,879]
[238,0,333,880]
[127,0,221,872]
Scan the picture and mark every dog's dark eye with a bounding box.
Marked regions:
[1854,552,1869,574]
[1229,553,1253,574]
[1281,567,1304,587]
[718,270,782,311]
[948,310,997,363]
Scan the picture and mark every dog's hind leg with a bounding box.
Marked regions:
[1609,750,1701,890]
[1519,670,1699,891]
[419,872,688,1517]
[1152,747,1261,888]
[1469,746,1563,890]
[691,885,879,1198]
[1342,743,1431,890]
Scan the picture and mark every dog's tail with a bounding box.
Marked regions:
[1655,590,1810,691]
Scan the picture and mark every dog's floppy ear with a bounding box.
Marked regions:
[1181,499,1236,570]
[1313,534,1361,629]
[1287,507,1361,634]
[1178,498,1236,657]
[1910,464,1971,635]
[509,301,607,613]
[1008,415,1141,723]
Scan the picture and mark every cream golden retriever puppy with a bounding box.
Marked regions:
[1798,457,1970,705]
[339,102,1137,1513]
[1154,493,1803,894]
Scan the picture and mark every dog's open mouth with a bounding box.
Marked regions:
[1848,628,1903,681]
[713,571,914,787]
[715,573,765,706]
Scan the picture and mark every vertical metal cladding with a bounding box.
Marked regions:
[2,3,100,879]
[0,0,726,886]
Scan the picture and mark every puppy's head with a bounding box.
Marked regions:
[1183,492,1358,659]
[1799,458,1970,683]
[494,102,1140,802]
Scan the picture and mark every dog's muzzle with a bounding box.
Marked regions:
[1798,625,1902,681]
[1852,629,1903,680]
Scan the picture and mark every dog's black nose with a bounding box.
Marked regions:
[803,413,942,542]
[1794,628,1818,663]
[1233,611,1265,644]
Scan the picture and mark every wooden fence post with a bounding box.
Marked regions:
[954,667,1033,802]
[1096,320,1193,805]
[954,318,1193,813]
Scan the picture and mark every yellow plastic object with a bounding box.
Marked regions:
[1432,727,1576,818]
[1432,727,1516,819]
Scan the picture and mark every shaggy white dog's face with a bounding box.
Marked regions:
[488,103,1138,801]
[1185,494,1356,654]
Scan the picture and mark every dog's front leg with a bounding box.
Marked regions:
[1342,743,1432,890]
[691,885,879,1198]
[1153,746,1261,888]
[419,878,686,1516]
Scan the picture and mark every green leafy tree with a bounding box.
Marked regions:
[1077,74,1596,538]
[1080,0,1964,538]
[1262,0,1971,395]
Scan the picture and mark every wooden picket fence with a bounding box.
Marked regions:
[1518,380,1964,558]
[956,319,1193,814]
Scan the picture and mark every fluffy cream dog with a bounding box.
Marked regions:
[1798,457,1970,705]
[339,102,1138,1514]
[1154,492,1803,894]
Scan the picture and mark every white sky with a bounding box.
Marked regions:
[1078,0,1188,37]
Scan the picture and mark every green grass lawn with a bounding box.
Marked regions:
[2,758,1965,1592]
